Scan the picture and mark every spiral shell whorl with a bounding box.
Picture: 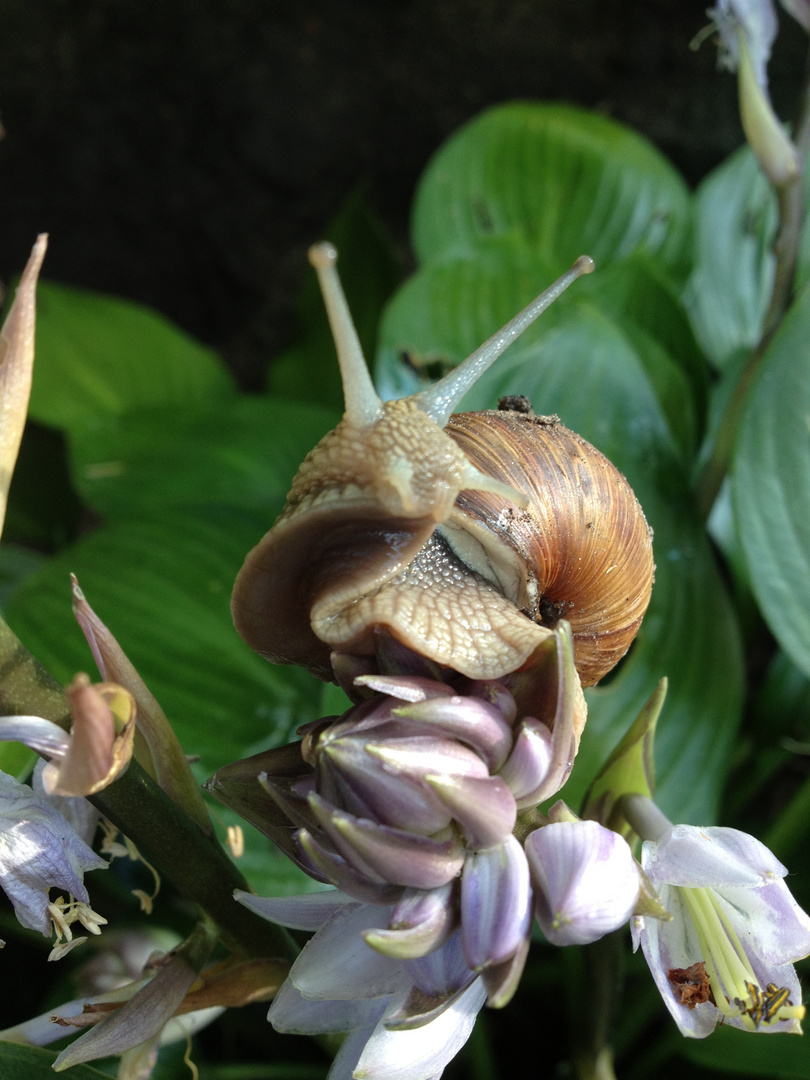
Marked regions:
[445,409,654,686]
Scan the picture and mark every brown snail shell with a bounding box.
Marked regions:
[444,408,654,686]
[231,244,653,723]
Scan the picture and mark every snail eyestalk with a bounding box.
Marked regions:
[308,241,384,428]
[415,255,595,426]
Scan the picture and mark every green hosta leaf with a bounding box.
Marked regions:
[4,423,82,552]
[375,243,697,462]
[376,253,743,823]
[0,543,45,611]
[3,507,322,780]
[584,254,709,438]
[69,397,340,519]
[684,144,776,371]
[680,1020,810,1078]
[753,648,810,745]
[413,102,691,275]
[583,485,743,825]
[732,279,810,680]
[28,282,236,431]
[0,1044,112,1080]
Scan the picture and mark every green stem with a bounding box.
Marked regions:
[568,932,623,1080]
[90,758,298,961]
[695,173,802,519]
[696,42,810,519]
[0,618,71,729]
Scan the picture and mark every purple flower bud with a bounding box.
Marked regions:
[461,836,532,971]
[296,828,404,903]
[309,794,466,889]
[364,884,457,959]
[393,694,514,771]
[497,717,553,808]
[426,774,517,849]
[526,820,639,946]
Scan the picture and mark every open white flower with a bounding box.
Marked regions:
[0,770,107,951]
[627,795,810,1037]
[238,888,487,1080]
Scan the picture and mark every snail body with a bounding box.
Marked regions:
[232,244,654,723]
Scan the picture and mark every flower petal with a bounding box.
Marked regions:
[716,879,810,965]
[235,887,357,931]
[353,977,486,1080]
[289,903,404,1001]
[353,675,455,703]
[527,820,638,946]
[632,886,717,1038]
[313,798,465,890]
[329,1017,390,1080]
[53,920,217,1069]
[507,623,583,803]
[481,933,530,1008]
[365,885,456,960]
[497,718,553,808]
[426,773,516,848]
[394,696,513,771]
[0,771,107,935]
[461,835,532,970]
[322,736,454,834]
[297,827,405,903]
[402,931,474,999]
[269,977,389,1035]
[32,761,100,847]
[643,825,787,889]
[0,715,70,757]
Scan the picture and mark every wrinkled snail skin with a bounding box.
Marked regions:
[231,244,654,740]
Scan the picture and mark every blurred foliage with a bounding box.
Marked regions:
[3,102,810,1078]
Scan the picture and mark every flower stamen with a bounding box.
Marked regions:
[47,893,108,961]
[99,819,161,913]
[680,888,805,1028]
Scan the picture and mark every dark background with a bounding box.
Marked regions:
[2,0,808,388]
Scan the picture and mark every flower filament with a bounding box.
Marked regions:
[680,887,805,1029]
[47,893,108,961]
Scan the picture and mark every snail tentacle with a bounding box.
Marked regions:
[413,255,594,426]
[308,241,384,428]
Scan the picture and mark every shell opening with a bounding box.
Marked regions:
[412,255,595,426]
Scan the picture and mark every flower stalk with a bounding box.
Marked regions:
[696,14,810,517]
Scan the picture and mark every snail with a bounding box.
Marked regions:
[231,243,654,725]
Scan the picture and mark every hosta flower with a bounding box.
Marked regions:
[210,627,581,1009]
[208,628,586,1076]
[0,769,107,955]
[237,888,487,1080]
[707,0,799,184]
[525,817,639,946]
[626,794,810,1036]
